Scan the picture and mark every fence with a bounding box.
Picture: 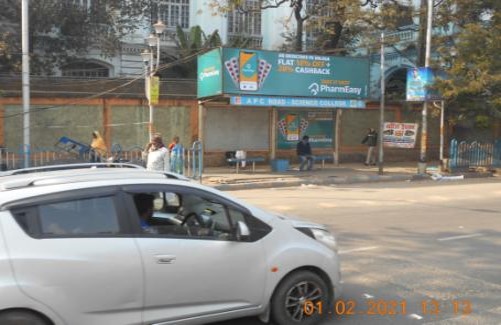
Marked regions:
[449,139,501,170]
[0,142,204,180]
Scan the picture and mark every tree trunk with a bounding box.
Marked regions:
[293,0,304,52]
[325,21,343,51]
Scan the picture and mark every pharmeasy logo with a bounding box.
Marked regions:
[308,82,362,96]
[308,83,319,95]
[199,68,220,81]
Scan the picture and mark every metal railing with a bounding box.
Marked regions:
[1,141,204,180]
[449,139,501,170]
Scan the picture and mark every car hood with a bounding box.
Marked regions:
[274,213,328,231]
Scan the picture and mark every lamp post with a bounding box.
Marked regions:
[22,0,30,168]
[378,31,385,175]
[142,20,166,140]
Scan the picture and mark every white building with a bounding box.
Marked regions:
[64,0,452,102]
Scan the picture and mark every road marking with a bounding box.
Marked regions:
[339,246,379,254]
[363,293,374,299]
[437,233,483,241]
[409,313,423,320]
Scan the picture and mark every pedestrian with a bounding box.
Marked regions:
[142,133,170,172]
[90,130,107,162]
[168,136,184,174]
[296,135,315,171]
[361,128,378,166]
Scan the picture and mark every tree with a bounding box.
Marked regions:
[0,0,151,75]
[211,0,411,52]
[162,25,254,78]
[433,0,500,126]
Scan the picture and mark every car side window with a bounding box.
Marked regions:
[38,196,120,236]
[131,190,234,241]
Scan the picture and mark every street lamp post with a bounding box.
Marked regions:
[142,20,166,141]
[22,0,30,168]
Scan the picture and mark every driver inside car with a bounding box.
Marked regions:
[133,193,157,234]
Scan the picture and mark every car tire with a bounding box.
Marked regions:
[271,270,329,325]
[0,310,50,325]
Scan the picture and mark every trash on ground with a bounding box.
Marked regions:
[431,173,464,181]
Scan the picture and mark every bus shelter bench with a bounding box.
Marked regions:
[226,157,265,173]
[314,154,334,169]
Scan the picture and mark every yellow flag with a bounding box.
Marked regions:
[150,76,160,105]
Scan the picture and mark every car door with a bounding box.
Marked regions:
[123,185,269,324]
[1,188,143,325]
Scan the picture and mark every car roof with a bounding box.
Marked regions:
[0,164,190,183]
[0,169,265,222]
[0,168,189,191]
[0,162,143,177]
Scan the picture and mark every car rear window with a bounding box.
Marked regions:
[13,196,121,237]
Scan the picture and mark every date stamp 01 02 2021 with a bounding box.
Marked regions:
[303,299,473,317]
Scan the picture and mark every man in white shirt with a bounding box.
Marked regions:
[143,134,170,172]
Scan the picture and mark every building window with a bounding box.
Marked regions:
[62,61,110,78]
[65,0,91,9]
[158,0,190,29]
[227,0,262,46]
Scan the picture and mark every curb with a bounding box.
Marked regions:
[212,174,414,191]
[209,172,495,191]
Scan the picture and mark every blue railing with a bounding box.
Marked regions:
[1,141,205,181]
[449,139,501,170]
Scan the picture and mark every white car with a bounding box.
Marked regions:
[0,169,341,325]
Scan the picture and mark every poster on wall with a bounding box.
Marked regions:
[383,122,419,148]
[277,111,333,149]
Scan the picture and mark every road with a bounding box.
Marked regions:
[213,178,501,325]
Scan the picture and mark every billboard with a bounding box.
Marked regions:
[406,67,442,101]
[277,110,333,149]
[198,48,370,99]
[197,48,223,98]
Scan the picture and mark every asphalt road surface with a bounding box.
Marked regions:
[212,178,501,325]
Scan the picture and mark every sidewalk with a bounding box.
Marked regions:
[201,161,496,191]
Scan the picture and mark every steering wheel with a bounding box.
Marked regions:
[181,212,204,227]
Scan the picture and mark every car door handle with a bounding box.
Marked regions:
[155,255,176,264]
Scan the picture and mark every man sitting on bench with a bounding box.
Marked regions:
[296,135,315,171]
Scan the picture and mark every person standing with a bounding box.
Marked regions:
[296,135,315,171]
[361,128,378,166]
[90,130,107,162]
[143,134,170,172]
[168,136,184,174]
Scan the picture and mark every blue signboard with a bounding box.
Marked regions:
[406,67,443,101]
[230,96,366,108]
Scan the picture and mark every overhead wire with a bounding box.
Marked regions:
[2,47,209,126]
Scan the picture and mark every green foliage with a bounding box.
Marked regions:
[0,0,151,74]
[163,26,222,78]
[434,0,500,125]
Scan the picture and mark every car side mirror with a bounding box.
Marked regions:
[236,221,250,241]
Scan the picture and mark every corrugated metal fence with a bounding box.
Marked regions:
[449,139,501,170]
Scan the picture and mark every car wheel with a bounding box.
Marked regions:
[0,310,50,325]
[271,270,329,325]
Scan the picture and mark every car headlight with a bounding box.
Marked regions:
[311,228,338,252]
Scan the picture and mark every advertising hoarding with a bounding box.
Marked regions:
[406,67,442,101]
[197,48,223,98]
[277,110,334,149]
[197,48,370,100]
